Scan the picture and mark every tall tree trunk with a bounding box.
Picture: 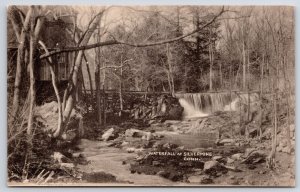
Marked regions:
[96,52,102,124]
[102,85,106,126]
[83,53,94,99]
[182,62,188,92]
[119,64,123,116]
[219,62,222,90]
[27,13,44,135]
[79,66,87,97]
[230,65,234,137]
[12,42,26,123]
[234,62,241,89]
[27,33,36,135]
[267,60,272,93]
[259,54,264,140]
[166,43,175,95]
[282,56,291,154]
[102,55,107,126]
[95,27,102,125]
[95,52,101,125]
[10,7,32,126]
[242,41,246,90]
[267,55,279,169]
[209,28,213,91]
[166,68,172,94]
[247,49,251,123]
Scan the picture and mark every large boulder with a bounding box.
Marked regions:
[125,128,152,141]
[101,128,115,141]
[167,104,184,120]
[203,160,220,172]
[154,95,184,121]
[203,160,227,176]
[35,101,87,139]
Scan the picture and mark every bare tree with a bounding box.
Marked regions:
[53,8,106,138]
[8,6,32,127]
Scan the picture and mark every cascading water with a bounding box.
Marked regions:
[178,98,208,118]
[176,92,259,118]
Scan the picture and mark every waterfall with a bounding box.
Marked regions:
[178,98,208,118]
[176,92,259,118]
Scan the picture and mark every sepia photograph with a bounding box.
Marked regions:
[7,5,295,186]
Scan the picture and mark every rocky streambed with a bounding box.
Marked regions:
[17,108,294,186]
[68,115,295,186]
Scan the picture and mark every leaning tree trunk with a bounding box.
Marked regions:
[38,40,64,138]
[53,13,102,138]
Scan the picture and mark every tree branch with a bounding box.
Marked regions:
[40,6,225,59]
[78,11,104,45]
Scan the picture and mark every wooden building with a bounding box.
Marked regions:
[8,13,79,104]
[37,16,76,82]
[38,51,75,81]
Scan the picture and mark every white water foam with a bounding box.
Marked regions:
[178,98,208,118]
[178,92,259,118]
